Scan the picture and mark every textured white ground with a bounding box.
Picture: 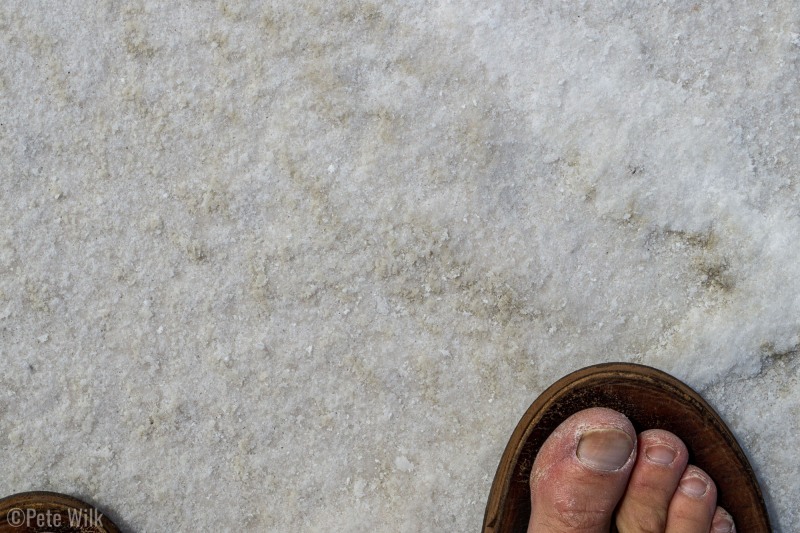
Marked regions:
[1,1,799,531]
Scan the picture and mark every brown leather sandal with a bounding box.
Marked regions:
[0,491,121,533]
[483,362,772,532]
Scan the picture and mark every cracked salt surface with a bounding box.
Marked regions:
[1,1,798,531]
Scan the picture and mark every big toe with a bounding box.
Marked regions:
[528,407,636,533]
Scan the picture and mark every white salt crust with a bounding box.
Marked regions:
[1,1,798,531]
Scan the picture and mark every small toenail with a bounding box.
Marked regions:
[712,511,734,532]
[679,474,709,498]
[576,428,634,471]
[645,444,676,465]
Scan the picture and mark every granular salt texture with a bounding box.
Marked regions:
[0,1,798,531]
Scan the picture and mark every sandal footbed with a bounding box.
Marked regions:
[0,491,121,533]
[483,362,771,532]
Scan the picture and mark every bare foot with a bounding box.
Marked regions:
[527,407,735,533]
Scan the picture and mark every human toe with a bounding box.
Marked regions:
[665,465,718,533]
[528,407,636,533]
[615,428,689,532]
[710,506,735,532]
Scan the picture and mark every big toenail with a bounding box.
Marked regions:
[679,474,709,497]
[645,444,676,465]
[712,512,734,532]
[576,429,633,471]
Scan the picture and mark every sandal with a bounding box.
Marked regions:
[0,491,121,532]
[482,362,772,532]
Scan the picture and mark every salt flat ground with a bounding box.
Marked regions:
[1,1,798,531]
